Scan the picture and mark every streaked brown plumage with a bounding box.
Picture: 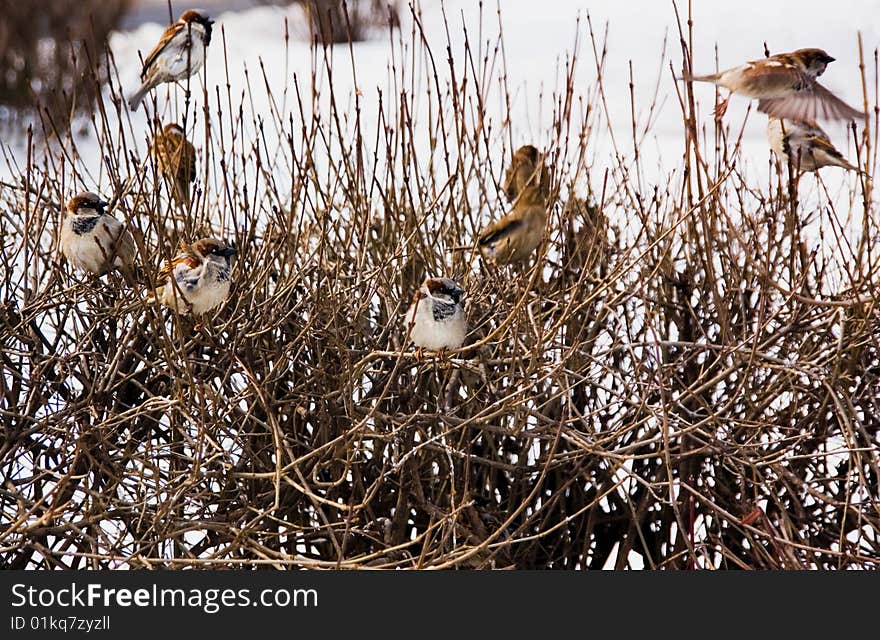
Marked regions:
[152,237,237,315]
[151,123,197,206]
[767,117,859,173]
[502,144,551,202]
[129,10,214,111]
[479,145,551,265]
[685,48,864,122]
[59,192,136,277]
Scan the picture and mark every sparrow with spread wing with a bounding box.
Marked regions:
[405,277,467,352]
[685,48,864,122]
[767,117,859,173]
[478,145,551,265]
[151,122,197,206]
[60,192,136,277]
[129,9,215,111]
[152,237,237,315]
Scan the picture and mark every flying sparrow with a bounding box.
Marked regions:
[60,192,136,277]
[479,145,551,265]
[767,117,859,173]
[128,9,215,111]
[151,122,197,206]
[405,277,467,352]
[152,237,237,315]
[685,48,864,122]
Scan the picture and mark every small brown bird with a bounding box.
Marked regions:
[152,237,236,315]
[60,192,136,276]
[151,123,197,206]
[478,145,551,265]
[129,9,215,111]
[685,48,864,122]
[767,117,859,173]
[404,277,467,352]
[502,144,550,202]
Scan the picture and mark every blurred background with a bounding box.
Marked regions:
[0,0,397,133]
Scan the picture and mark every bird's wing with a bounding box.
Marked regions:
[758,81,865,122]
[478,216,524,247]
[140,22,184,79]
[805,134,842,157]
[156,260,175,284]
[157,253,198,284]
[805,134,857,170]
[115,226,136,266]
[733,61,807,97]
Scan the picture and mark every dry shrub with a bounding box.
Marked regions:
[0,6,878,570]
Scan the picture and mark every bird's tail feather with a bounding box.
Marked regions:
[172,180,191,208]
[678,71,721,83]
[128,82,151,112]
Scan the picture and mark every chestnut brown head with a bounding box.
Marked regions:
[191,237,237,260]
[66,192,108,215]
[179,9,214,45]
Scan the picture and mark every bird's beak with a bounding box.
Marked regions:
[206,18,215,25]
[97,199,109,209]
[823,55,835,63]
[219,246,237,258]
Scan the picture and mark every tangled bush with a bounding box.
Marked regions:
[0,6,878,569]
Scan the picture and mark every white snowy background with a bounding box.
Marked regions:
[3,0,877,197]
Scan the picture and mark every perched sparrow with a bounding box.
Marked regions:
[129,9,215,111]
[502,144,550,202]
[405,277,467,352]
[153,237,236,315]
[685,48,864,122]
[60,192,136,276]
[479,145,551,265]
[767,117,858,173]
[151,123,197,206]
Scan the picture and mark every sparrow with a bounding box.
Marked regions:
[684,48,864,122]
[152,237,237,315]
[128,9,215,111]
[151,122,197,206]
[767,117,859,173]
[404,277,467,352]
[502,144,550,202]
[59,192,136,276]
[479,145,551,265]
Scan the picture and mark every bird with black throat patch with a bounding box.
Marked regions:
[478,145,551,266]
[60,192,136,278]
[150,237,237,315]
[405,277,467,355]
[683,48,864,123]
[151,122,197,207]
[128,9,215,111]
[767,117,861,174]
